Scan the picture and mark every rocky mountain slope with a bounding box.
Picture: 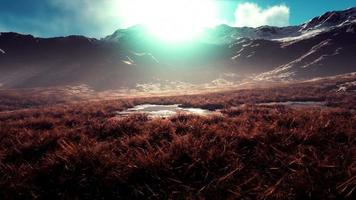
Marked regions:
[0,8,355,90]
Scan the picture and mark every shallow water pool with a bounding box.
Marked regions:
[117,104,217,118]
[257,101,326,107]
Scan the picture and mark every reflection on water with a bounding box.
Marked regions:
[258,101,326,107]
[117,104,217,118]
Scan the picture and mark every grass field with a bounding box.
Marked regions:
[0,75,355,199]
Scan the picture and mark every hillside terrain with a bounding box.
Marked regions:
[1,8,355,90]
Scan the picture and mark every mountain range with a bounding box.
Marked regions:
[0,7,355,90]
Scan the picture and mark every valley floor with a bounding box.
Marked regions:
[0,75,355,199]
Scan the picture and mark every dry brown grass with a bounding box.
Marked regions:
[0,77,355,199]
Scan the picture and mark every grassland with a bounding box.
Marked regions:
[0,75,355,199]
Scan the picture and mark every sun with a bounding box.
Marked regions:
[143,0,218,42]
[118,0,219,42]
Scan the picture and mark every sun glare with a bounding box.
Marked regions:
[118,0,219,42]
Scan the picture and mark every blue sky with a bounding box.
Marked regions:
[0,0,356,38]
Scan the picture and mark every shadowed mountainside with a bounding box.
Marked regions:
[0,8,355,90]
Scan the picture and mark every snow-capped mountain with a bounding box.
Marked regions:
[301,7,356,31]
[201,7,356,44]
[0,8,355,90]
[260,26,356,80]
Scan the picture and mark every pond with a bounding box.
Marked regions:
[117,104,218,118]
[257,101,326,107]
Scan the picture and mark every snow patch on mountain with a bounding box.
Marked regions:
[336,81,356,92]
[301,7,356,31]
[132,52,159,64]
[254,39,334,81]
[276,28,327,42]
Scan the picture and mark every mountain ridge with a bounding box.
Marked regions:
[0,7,355,90]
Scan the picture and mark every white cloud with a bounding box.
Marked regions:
[48,0,226,38]
[234,2,290,28]
[49,0,126,37]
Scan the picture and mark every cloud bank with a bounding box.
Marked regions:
[1,0,291,38]
[234,3,290,27]
[0,0,123,38]
[49,0,123,37]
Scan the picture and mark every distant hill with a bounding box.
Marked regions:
[1,8,355,90]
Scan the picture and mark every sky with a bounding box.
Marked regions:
[0,0,356,38]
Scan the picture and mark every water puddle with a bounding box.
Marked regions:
[117,104,218,118]
[257,101,326,107]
